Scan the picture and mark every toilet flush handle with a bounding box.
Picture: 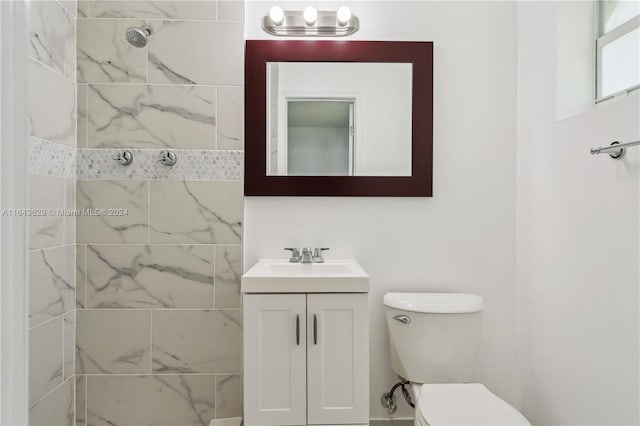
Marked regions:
[393,314,411,324]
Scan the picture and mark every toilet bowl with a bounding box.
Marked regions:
[384,293,530,426]
[412,383,529,426]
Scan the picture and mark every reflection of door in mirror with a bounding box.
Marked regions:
[266,62,412,177]
[284,99,354,176]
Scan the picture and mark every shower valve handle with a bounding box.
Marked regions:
[113,150,133,166]
[159,150,177,167]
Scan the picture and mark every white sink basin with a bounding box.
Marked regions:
[242,258,369,293]
[265,263,354,275]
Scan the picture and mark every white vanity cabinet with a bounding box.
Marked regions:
[243,294,308,425]
[243,293,369,426]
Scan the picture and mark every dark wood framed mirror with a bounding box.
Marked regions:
[245,40,433,197]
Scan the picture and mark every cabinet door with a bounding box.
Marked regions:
[244,294,307,426]
[307,294,369,425]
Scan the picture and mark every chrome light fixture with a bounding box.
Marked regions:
[262,6,359,37]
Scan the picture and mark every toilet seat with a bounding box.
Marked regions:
[415,383,530,426]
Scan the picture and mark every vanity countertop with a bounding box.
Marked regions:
[241,258,369,293]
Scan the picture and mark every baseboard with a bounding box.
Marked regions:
[369,418,415,426]
[222,418,415,426]
[369,418,414,422]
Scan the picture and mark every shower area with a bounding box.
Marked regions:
[22,1,245,424]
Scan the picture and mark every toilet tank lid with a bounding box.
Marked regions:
[383,292,484,313]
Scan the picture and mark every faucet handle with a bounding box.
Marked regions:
[284,248,301,263]
[113,150,134,166]
[312,248,330,263]
[159,150,177,167]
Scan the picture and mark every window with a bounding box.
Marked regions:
[596,0,640,101]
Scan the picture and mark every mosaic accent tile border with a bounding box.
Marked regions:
[77,149,243,181]
[29,136,77,178]
[28,138,243,181]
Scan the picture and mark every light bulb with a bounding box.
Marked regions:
[269,6,284,25]
[336,6,351,26]
[303,6,317,25]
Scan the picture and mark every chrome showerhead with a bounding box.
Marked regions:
[125,25,152,48]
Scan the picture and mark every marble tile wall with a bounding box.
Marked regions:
[28,1,78,425]
[75,2,244,425]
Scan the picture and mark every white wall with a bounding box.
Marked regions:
[245,1,518,419]
[516,2,640,424]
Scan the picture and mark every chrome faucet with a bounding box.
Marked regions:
[284,247,330,263]
[301,247,313,263]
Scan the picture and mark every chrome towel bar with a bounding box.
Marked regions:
[591,140,640,159]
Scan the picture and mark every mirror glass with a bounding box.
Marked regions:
[267,62,412,176]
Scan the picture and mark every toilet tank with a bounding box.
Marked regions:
[384,293,484,384]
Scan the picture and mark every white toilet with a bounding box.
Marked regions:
[384,292,530,426]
